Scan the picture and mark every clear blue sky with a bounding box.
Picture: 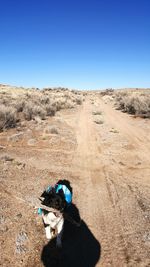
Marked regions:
[0,0,150,89]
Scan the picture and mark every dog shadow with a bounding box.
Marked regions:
[41,203,101,267]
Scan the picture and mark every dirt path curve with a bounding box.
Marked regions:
[70,97,150,267]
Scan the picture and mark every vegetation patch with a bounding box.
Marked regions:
[0,85,84,131]
[0,105,17,131]
[92,110,102,115]
[115,91,150,118]
[94,118,104,124]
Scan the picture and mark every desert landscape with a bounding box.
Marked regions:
[0,84,150,267]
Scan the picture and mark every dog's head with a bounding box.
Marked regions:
[40,187,67,212]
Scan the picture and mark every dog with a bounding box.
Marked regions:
[39,180,72,248]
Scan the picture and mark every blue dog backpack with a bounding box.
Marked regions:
[55,184,72,204]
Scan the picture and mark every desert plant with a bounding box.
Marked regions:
[33,105,46,120]
[14,100,26,112]
[92,111,102,115]
[44,126,59,134]
[40,95,50,105]
[115,93,150,118]
[45,104,56,116]
[23,102,33,120]
[23,102,46,120]
[76,97,82,105]
[0,105,17,131]
[94,118,104,124]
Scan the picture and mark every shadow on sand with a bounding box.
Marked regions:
[41,203,101,267]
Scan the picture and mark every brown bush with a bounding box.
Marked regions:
[45,104,56,116]
[76,97,82,105]
[40,95,50,105]
[92,110,102,115]
[115,93,150,118]
[23,102,46,120]
[0,105,17,131]
[14,100,26,112]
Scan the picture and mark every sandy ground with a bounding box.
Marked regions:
[0,95,150,267]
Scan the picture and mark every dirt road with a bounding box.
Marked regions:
[0,96,150,266]
[67,97,150,267]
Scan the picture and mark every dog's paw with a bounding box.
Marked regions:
[46,232,52,240]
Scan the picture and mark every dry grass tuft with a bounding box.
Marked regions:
[92,110,102,115]
[94,118,104,124]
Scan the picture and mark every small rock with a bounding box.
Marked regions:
[8,132,24,142]
[27,139,37,145]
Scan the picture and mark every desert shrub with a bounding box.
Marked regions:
[23,102,46,120]
[92,110,102,115]
[0,97,11,106]
[33,105,46,119]
[94,118,104,124]
[115,93,150,118]
[63,100,74,109]
[125,97,140,114]
[0,105,17,131]
[76,97,82,105]
[55,100,63,111]
[44,126,59,134]
[45,104,56,116]
[14,100,26,112]
[40,95,50,105]
[23,102,33,120]
[50,127,59,134]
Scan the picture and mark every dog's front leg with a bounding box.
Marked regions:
[42,214,52,240]
[45,225,52,240]
[56,218,64,248]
